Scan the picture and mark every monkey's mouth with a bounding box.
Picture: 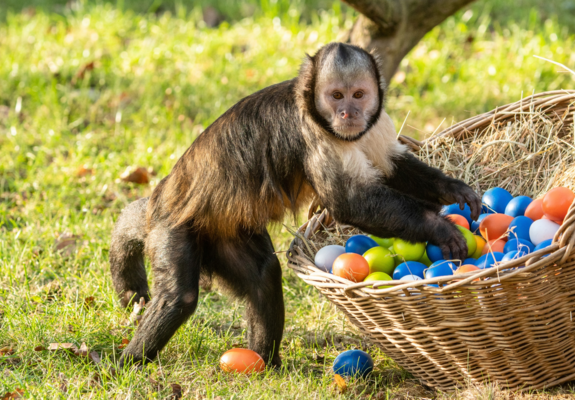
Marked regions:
[333,123,366,134]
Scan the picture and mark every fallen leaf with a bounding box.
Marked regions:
[75,342,89,357]
[1,388,24,399]
[118,338,130,349]
[149,376,163,390]
[0,347,14,356]
[120,167,151,185]
[74,61,95,82]
[171,383,183,399]
[334,374,347,394]
[84,296,95,308]
[54,233,81,256]
[48,343,78,353]
[58,372,68,393]
[34,346,45,352]
[89,351,101,365]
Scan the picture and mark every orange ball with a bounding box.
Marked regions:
[455,264,481,274]
[332,253,370,282]
[220,349,265,374]
[479,214,513,241]
[482,238,507,255]
[525,198,544,221]
[542,214,563,225]
[446,214,470,230]
[542,187,575,221]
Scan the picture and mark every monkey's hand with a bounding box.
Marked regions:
[438,180,482,221]
[426,212,468,261]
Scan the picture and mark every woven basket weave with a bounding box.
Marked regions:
[287,91,575,391]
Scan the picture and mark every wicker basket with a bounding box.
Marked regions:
[287,91,575,391]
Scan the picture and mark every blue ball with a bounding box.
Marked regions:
[441,203,472,225]
[534,239,553,251]
[504,196,533,217]
[426,243,448,262]
[481,204,495,214]
[502,250,528,262]
[507,216,534,241]
[333,350,374,377]
[463,257,477,265]
[425,260,458,287]
[345,235,378,255]
[482,187,513,214]
[471,213,489,234]
[503,238,534,254]
[393,261,427,280]
[475,252,504,269]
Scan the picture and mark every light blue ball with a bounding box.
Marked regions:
[507,216,533,241]
[504,196,533,217]
[482,187,513,214]
[314,245,346,272]
[333,350,374,377]
[441,203,472,225]
[475,252,504,269]
[503,238,534,254]
[345,235,378,255]
[393,261,427,280]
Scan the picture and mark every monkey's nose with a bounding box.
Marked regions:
[340,111,349,119]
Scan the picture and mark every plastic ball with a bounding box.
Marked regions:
[525,198,544,221]
[502,250,528,262]
[418,251,432,267]
[447,214,470,230]
[471,235,486,259]
[442,203,472,225]
[479,214,513,241]
[393,261,427,280]
[475,252,504,269]
[471,214,489,234]
[393,239,425,261]
[482,187,513,214]
[504,196,533,217]
[426,243,447,262]
[534,239,553,251]
[455,264,480,274]
[345,235,378,255]
[332,253,370,282]
[463,257,477,265]
[400,274,423,281]
[220,349,265,374]
[457,226,477,257]
[333,350,374,377]
[507,216,533,241]
[425,260,458,287]
[363,272,392,288]
[482,238,507,255]
[363,246,395,275]
[314,245,346,273]
[503,238,534,254]
[368,235,394,248]
[542,214,563,225]
[529,219,560,246]
[542,187,575,221]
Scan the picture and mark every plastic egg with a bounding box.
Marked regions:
[442,203,472,225]
[363,246,395,275]
[542,214,563,225]
[471,214,489,234]
[363,272,392,288]
[332,253,370,282]
[503,238,534,254]
[504,196,532,217]
[454,264,480,274]
[425,243,447,262]
[393,261,427,280]
[457,226,477,257]
[400,274,423,281]
[507,216,533,241]
[220,349,265,374]
[475,252,504,269]
[471,235,486,259]
[333,350,374,377]
[502,250,528,262]
[345,235,378,255]
[479,214,513,241]
[368,235,394,248]
[482,238,507,255]
[425,260,457,287]
[482,187,513,214]
[447,214,470,230]
[524,198,544,221]
[534,239,553,251]
[463,257,477,264]
[542,187,575,221]
[529,219,560,246]
[314,245,346,272]
[418,251,432,267]
[393,239,425,261]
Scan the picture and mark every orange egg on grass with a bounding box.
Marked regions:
[220,349,265,374]
[332,253,370,282]
[479,214,513,241]
[542,187,575,221]
[482,238,507,255]
[525,198,544,221]
[446,214,470,230]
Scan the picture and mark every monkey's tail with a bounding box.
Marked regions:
[109,197,150,308]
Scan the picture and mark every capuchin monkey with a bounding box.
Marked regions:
[109,42,481,367]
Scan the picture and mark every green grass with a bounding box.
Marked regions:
[2,0,575,398]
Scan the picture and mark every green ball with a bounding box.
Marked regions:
[393,239,425,261]
[368,235,394,248]
[457,226,477,257]
[389,246,404,267]
[363,272,392,288]
[363,246,395,275]
[418,250,432,267]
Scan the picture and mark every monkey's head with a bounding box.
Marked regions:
[297,42,385,141]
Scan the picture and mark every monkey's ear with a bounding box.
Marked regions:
[297,54,315,89]
[368,49,388,96]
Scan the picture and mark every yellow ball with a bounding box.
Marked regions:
[472,235,486,259]
[457,226,477,257]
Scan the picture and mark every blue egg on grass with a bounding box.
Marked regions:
[507,216,533,241]
[333,350,374,377]
[475,252,504,269]
[393,261,427,280]
[534,239,553,251]
[505,196,533,217]
[502,250,528,262]
[482,187,513,214]
[426,243,449,263]
[503,238,534,254]
[471,214,489,234]
[314,245,346,273]
[442,203,472,225]
[345,235,378,255]
[464,257,477,265]
[425,260,458,287]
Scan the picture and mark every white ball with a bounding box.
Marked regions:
[529,219,560,245]
[314,245,346,272]
[400,274,422,281]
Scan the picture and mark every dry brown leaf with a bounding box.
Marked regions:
[120,167,151,185]
[334,374,347,394]
[75,342,89,357]
[1,388,24,399]
[76,165,94,177]
[118,338,130,349]
[84,296,95,308]
[0,347,14,356]
[54,233,81,256]
[34,346,45,352]
[48,343,78,353]
[58,372,68,393]
[89,351,101,365]
[171,383,183,399]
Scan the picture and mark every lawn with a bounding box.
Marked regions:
[2,0,575,398]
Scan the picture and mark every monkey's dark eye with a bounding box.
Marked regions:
[332,92,343,100]
[353,91,364,99]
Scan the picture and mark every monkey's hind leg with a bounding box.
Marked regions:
[109,197,151,308]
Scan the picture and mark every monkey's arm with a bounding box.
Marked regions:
[385,152,481,220]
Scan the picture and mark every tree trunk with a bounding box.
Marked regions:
[342,0,476,83]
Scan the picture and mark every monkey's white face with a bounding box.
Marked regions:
[315,72,379,140]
